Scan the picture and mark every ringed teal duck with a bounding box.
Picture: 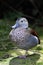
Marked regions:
[9,18,40,58]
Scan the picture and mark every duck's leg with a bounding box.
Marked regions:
[18,50,28,59]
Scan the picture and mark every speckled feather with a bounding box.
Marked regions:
[9,27,38,50]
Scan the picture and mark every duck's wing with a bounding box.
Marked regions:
[28,28,37,36]
[28,28,40,44]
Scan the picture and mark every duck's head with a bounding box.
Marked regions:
[12,18,29,29]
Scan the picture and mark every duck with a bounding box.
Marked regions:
[9,17,40,58]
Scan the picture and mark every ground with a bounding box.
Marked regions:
[0,19,43,65]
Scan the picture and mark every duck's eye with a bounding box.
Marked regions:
[21,21,23,22]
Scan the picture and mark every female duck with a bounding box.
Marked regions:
[9,18,40,58]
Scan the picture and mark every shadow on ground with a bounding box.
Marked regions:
[9,53,40,65]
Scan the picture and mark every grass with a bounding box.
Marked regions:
[0,19,43,65]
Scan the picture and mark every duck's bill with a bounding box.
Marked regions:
[12,24,17,29]
[12,23,19,29]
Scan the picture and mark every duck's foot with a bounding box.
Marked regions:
[18,55,28,59]
[18,55,27,59]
